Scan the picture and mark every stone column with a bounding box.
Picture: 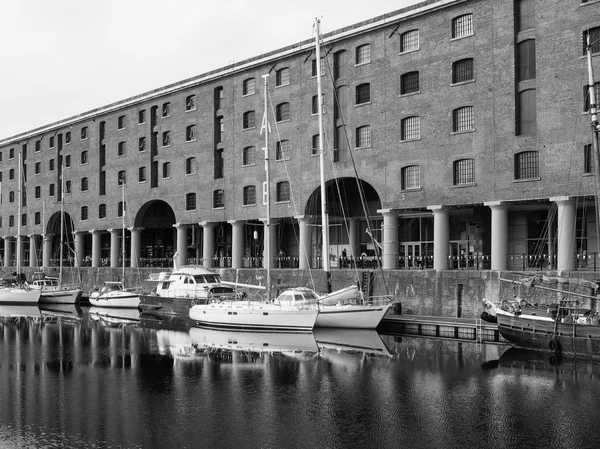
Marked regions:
[229,220,244,269]
[90,229,102,268]
[552,196,576,272]
[485,201,508,271]
[174,223,189,268]
[296,215,309,270]
[73,231,85,268]
[129,227,143,268]
[43,234,53,268]
[3,236,14,268]
[380,209,398,269]
[201,221,215,268]
[428,205,449,270]
[28,234,39,267]
[109,228,121,268]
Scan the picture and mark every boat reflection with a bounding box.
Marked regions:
[39,304,83,323]
[89,306,141,327]
[0,304,42,321]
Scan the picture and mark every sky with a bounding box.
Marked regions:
[0,0,422,140]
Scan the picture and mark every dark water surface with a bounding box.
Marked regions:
[1,305,599,449]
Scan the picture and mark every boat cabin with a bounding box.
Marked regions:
[275,288,319,306]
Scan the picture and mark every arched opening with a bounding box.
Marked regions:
[135,200,176,264]
[46,211,76,266]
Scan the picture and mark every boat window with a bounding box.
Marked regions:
[294,294,305,303]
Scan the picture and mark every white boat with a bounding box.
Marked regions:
[33,277,82,304]
[317,284,361,306]
[89,183,140,308]
[0,151,41,305]
[140,264,237,314]
[188,72,318,331]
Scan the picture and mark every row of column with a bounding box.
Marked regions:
[379,196,575,271]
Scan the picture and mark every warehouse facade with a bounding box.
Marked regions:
[1,0,600,273]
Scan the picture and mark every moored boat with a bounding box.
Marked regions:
[33,277,82,304]
[89,282,141,309]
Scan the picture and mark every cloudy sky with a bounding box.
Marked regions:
[0,0,421,140]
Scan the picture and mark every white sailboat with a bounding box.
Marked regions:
[188,74,319,331]
[0,150,41,304]
[89,182,140,308]
[35,163,82,304]
[311,19,391,328]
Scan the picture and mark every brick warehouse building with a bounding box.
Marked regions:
[1,0,600,275]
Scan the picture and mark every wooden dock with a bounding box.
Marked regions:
[380,314,503,343]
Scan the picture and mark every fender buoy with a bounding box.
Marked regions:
[549,338,560,353]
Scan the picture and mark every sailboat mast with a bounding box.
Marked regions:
[122,182,126,283]
[262,74,272,302]
[315,19,331,292]
[16,151,22,277]
[59,163,65,285]
[586,36,600,251]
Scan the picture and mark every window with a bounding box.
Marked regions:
[49,184,55,197]
[355,83,371,105]
[312,134,320,156]
[215,87,224,110]
[100,171,105,195]
[276,181,290,202]
[583,27,600,55]
[79,206,87,221]
[186,125,196,141]
[9,216,14,227]
[139,166,147,182]
[243,78,255,96]
[213,189,224,208]
[81,177,88,191]
[186,193,197,211]
[243,146,256,166]
[139,137,146,152]
[138,109,146,124]
[162,102,170,117]
[243,111,255,129]
[355,126,371,148]
[118,201,125,218]
[186,95,196,111]
[453,159,475,185]
[35,141,41,152]
[276,140,290,160]
[35,212,41,225]
[584,82,600,112]
[452,14,473,38]
[81,127,88,139]
[21,214,26,227]
[49,159,55,171]
[401,71,419,95]
[118,115,126,129]
[9,168,14,180]
[333,50,347,80]
[400,30,419,53]
[517,89,537,135]
[118,141,126,156]
[162,162,171,178]
[516,0,535,32]
[9,191,14,203]
[99,204,106,219]
[65,155,71,167]
[517,40,536,81]
[185,157,197,175]
[81,151,88,164]
[49,136,55,148]
[65,180,71,194]
[117,170,126,185]
[275,67,290,86]
[453,106,474,132]
[452,59,474,84]
[312,95,325,115]
[275,103,290,122]
[311,57,324,77]
[162,131,171,147]
[65,132,71,144]
[401,165,421,190]
[243,186,256,206]
[35,186,41,199]
[584,144,593,174]
[214,148,224,178]
[401,116,421,141]
[35,162,41,174]
[216,116,224,143]
[355,44,370,65]
[514,150,539,179]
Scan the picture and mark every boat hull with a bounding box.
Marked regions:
[38,289,82,304]
[0,288,41,304]
[189,302,318,332]
[89,293,140,309]
[496,312,600,356]
[315,304,391,329]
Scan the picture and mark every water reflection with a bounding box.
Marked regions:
[1,308,600,449]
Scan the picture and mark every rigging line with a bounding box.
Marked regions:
[319,32,390,296]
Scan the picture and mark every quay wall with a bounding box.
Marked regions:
[23,267,599,319]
